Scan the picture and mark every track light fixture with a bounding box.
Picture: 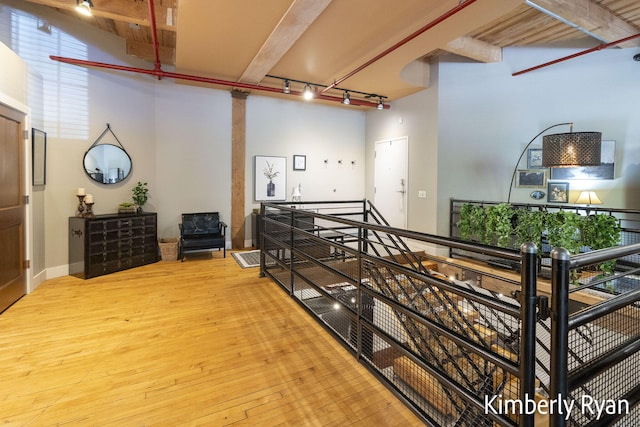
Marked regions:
[303,84,314,100]
[76,0,94,17]
[265,74,388,109]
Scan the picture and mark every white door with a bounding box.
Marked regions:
[374,137,408,228]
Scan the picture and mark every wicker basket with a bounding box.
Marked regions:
[159,238,178,261]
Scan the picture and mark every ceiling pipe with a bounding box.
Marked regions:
[320,0,478,94]
[512,32,640,76]
[147,0,162,76]
[48,55,390,108]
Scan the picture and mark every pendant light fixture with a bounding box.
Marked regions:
[542,131,602,167]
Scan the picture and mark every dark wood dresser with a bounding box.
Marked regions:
[69,213,158,279]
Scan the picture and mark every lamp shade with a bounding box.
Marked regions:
[575,191,602,205]
[541,131,602,167]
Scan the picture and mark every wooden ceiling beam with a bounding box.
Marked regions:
[444,36,502,62]
[21,0,177,32]
[239,0,333,84]
[529,0,640,47]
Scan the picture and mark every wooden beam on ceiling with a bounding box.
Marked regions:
[238,0,333,84]
[21,0,177,32]
[529,0,640,47]
[444,36,502,62]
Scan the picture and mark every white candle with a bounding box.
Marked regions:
[84,194,93,204]
[77,187,86,196]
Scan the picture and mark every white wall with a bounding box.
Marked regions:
[366,43,640,237]
[436,44,640,234]
[365,61,439,235]
[245,96,366,246]
[154,83,232,239]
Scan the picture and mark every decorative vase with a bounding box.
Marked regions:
[267,180,275,197]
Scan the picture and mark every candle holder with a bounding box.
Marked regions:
[84,202,95,218]
[76,195,86,217]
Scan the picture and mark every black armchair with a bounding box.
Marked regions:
[178,212,227,261]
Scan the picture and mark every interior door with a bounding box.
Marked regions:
[0,104,26,313]
[374,137,408,228]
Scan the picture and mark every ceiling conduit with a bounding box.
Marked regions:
[320,0,478,94]
[512,32,640,76]
[49,0,389,108]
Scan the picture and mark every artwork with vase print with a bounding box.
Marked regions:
[254,155,286,201]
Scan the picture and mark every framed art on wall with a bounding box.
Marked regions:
[32,128,47,186]
[527,148,544,169]
[254,155,286,201]
[516,169,546,187]
[293,154,306,171]
[548,181,569,203]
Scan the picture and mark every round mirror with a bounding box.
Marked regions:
[83,144,132,184]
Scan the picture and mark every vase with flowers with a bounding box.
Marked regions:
[264,161,279,197]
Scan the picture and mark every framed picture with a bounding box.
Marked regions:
[293,154,306,171]
[527,148,544,169]
[548,181,569,203]
[550,140,615,180]
[516,169,546,187]
[254,155,286,201]
[32,128,47,186]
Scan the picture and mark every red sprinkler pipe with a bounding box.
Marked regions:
[321,0,478,94]
[147,0,162,76]
[49,55,390,108]
[512,32,640,76]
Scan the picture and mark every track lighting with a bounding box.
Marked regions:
[265,74,388,109]
[303,84,314,100]
[76,0,94,17]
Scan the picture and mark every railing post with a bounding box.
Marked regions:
[549,247,571,427]
[289,208,296,294]
[520,242,537,427]
[259,203,265,277]
[362,200,369,254]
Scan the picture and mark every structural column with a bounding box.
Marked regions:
[231,89,249,249]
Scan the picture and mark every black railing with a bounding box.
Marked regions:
[259,200,640,425]
[548,243,640,427]
[259,200,541,426]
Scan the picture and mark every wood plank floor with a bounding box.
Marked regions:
[0,252,423,426]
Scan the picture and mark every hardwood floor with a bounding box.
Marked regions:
[0,252,423,426]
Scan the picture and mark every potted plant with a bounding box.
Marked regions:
[132,181,149,212]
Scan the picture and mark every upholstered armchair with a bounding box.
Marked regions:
[178,212,227,261]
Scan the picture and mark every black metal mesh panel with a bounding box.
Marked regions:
[361,259,522,425]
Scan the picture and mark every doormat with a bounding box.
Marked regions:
[232,250,261,268]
